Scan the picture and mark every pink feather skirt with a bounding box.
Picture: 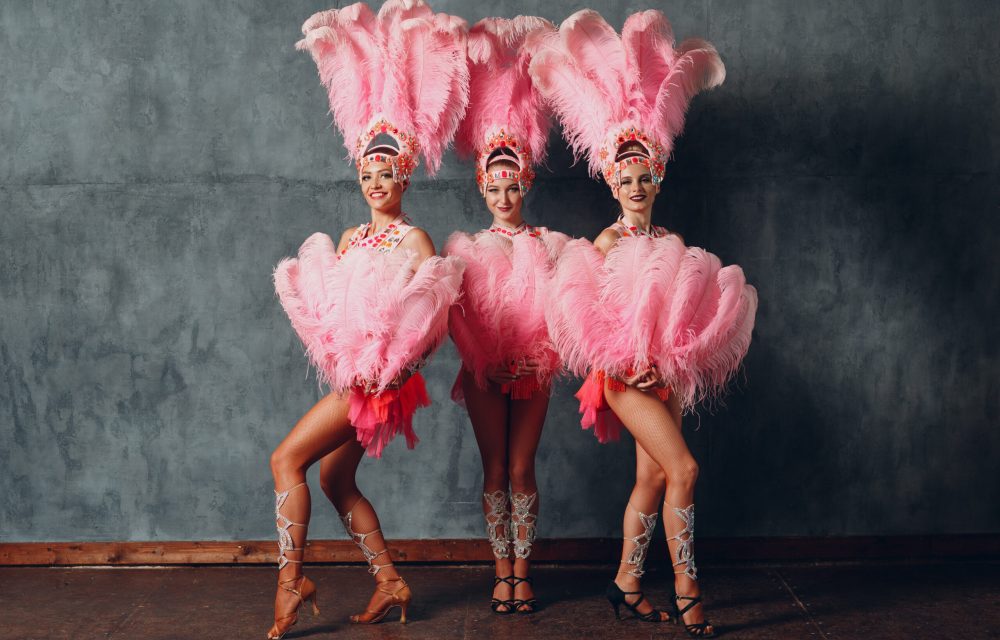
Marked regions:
[546,235,758,442]
[348,373,430,458]
[444,229,568,405]
[274,232,465,457]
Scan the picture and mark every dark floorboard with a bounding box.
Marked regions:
[1,563,998,639]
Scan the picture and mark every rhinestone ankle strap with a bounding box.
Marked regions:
[667,503,698,580]
[621,505,658,578]
[274,483,307,570]
[510,492,538,560]
[340,504,390,576]
[484,490,511,559]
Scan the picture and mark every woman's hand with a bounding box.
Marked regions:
[485,359,540,386]
[620,365,666,390]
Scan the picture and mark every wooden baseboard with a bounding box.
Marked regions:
[1,535,997,566]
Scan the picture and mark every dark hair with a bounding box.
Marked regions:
[615,140,649,161]
[485,158,520,174]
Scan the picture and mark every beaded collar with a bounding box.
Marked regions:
[342,214,413,256]
[615,214,667,239]
[488,221,544,238]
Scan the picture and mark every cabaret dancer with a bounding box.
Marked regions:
[532,10,757,637]
[444,16,565,614]
[266,2,468,637]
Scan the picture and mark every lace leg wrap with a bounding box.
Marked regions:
[667,503,698,581]
[510,492,538,560]
[484,490,511,560]
[274,483,307,570]
[340,502,390,576]
[621,506,658,578]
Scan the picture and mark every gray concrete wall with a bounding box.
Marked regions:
[1,0,997,542]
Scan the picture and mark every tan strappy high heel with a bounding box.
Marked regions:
[267,575,320,639]
[349,577,412,624]
[267,483,320,639]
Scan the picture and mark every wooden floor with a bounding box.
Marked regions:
[2,562,997,639]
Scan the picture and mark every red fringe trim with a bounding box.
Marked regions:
[348,373,430,458]
[451,368,545,406]
[576,370,670,444]
[502,376,541,400]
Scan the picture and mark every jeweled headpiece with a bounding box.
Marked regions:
[529,10,724,191]
[455,17,554,196]
[297,0,470,189]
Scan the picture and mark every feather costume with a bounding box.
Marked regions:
[276,0,469,457]
[446,228,568,401]
[531,10,756,441]
[548,236,757,441]
[275,235,464,457]
[445,17,567,401]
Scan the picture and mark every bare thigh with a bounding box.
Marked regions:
[271,391,356,487]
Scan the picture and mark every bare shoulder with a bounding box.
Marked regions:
[594,227,622,256]
[336,226,357,253]
[400,226,436,257]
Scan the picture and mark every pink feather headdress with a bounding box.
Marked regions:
[529,9,725,190]
[297,0,470,187]
[455,17,554,195]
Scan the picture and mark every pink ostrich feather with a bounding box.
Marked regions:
[529,9,724,176]
[547,236,757,412]
[445,230,567,390]
[297,0,470,174]
[455,16,555,163]
[274,234,465,393]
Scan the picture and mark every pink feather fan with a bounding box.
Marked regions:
[274,233,465,456]
[446,230,568,397]
[296,0,470,174]
[528,9,725,182]
[547,235,757,413]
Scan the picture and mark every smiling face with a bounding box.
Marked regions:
[483,160,524,226]
[359,160,404,212]
[615,162,659,215]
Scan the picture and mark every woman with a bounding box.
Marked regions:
[267,2,469,637]
[532,10,756,637]
[445,16,564,615]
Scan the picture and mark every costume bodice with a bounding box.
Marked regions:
[341,214,414,256]
[611,214,669,239]
[487,221,547,239]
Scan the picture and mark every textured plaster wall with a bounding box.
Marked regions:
[1,0,998,542]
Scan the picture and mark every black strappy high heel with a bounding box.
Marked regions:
[490,575,516,614]
[510,576,537,614]
[605,581,673,623]
[674,594,716,637]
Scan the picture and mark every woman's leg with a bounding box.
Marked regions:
[613,442,670,620]
[318,438,409,622]
[605,386,712,635]
[506,385,550,610]
[461,370,515,610]
[267,392,356,637]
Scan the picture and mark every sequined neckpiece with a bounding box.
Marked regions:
[615,214,667,239]
[343,213,413,256]
[488,221,544,238]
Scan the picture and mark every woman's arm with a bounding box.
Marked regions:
[398,228,436,264]
[336,227,357,254]
[593,227,621,256]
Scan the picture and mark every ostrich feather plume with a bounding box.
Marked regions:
[297,0,470,174]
